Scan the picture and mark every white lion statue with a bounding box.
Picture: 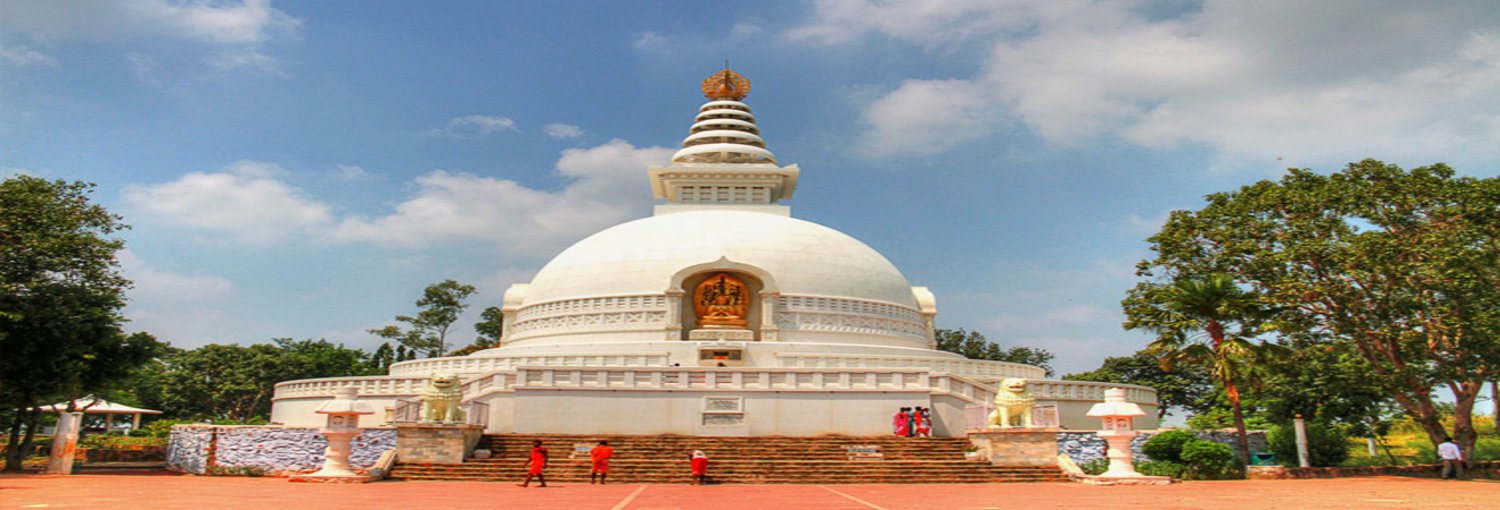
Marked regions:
[987,377,1035,428]
[422,373,466,423]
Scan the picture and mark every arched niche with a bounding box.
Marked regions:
[667,257,777,341]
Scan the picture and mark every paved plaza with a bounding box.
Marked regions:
[3,473,1497,510]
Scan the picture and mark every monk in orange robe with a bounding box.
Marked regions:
[519,440,548,487]
[590,440,614,484]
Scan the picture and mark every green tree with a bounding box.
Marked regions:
[369,280,477,357]
[1124,274,1269,463]
[156,339,374,422]
[934,328,1056,377]
[1064,349,1213,419]
[474,305,505,345]
[370,342,395,372]
[1136,160,1500,458]
[0,176,154,472]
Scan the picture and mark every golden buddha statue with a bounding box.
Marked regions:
[693,273,750,328]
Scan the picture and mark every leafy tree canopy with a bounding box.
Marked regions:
[934,328,1056,377]
[1135,159,1500,454]
[1064,348,1213,419]
[369,280,476,357]
[0,176,153,471]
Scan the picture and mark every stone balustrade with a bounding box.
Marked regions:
[274,368,1157,408]
[272,375,430,400]
[774,353,1046,381]
[387,353,671,376]
[515,366,937,392]
[1028,380,1158,405]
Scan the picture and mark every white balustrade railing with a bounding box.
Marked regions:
[775,353,1046,381]
[1028,380,1158,405]
[388,353,671,376]
[272,375,431,400]
[963,402,1061,431]
[275,367,1159,408]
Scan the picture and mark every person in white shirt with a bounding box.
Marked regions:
[1438,436,1464,479]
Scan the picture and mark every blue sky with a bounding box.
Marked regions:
[4,1,1500,382]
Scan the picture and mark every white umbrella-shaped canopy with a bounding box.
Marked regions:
[31,396,162,415]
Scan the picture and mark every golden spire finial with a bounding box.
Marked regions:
[702,65,750,101]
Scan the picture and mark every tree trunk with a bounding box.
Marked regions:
[1226,381,1252,464]
[3,412,23,472]
[1390,390,1451,453]
[1492,381,1499,429]
[1452,381,1482,462]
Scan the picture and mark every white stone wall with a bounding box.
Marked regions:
[165,425,395,476]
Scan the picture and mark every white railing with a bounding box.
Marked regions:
[463,401,489,427]
[272,375,430,400]
[514,366,938,392]
[776,353,1046,381]
[391,397,422,423]
[388,353,671,376]
[1029,380,1158,405]
[963,403,1060,431]
[276,368,1159,409]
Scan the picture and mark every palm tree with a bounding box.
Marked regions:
[1123,273,1268,464]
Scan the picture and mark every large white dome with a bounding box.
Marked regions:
[525,210,917,306]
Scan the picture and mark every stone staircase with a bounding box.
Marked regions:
[389,434,1067,484]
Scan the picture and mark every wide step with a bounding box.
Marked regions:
[389,434,1066,484]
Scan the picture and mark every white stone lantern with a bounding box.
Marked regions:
[1086,387,1148,479]
[303,386,375,479]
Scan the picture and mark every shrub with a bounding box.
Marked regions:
[1142,430,1198,463]
[1181,440,1239,479]
[1078,458,1109,475]
[1268,422,1350,467]
[1136,460,1187,478]
[139,419,195,438]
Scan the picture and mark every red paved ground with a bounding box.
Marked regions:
[3,472,1498,510]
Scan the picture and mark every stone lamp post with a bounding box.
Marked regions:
[293,386,376,483]
[1083,388,1169,484]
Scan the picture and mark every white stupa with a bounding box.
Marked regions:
[271,70,1157,436]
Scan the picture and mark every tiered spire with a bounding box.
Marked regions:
[649,68,799,211]
[670,68,777,165]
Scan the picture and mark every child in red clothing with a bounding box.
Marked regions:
[519,440,548,487]
[689,450,709,485]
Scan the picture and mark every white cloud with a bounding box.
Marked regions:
[543,123,585,139]
[730,22,763,40]
[335,139,672,255]
[118,249,236,344]
[797,1,1500,168]
[0,44,59,68]
[856,79,1001,156]
[428,115,517,139]
[335,164,370,181]
[125,141,673,256]
[3,0,300,44]
[4,0,300,73]
[122,160,333,244]
[633,31,669,51]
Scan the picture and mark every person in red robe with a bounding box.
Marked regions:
[590,440,614,485]
[689,450,709,485]
[519,440,548,487]
[894,407,911,437]
[915,407,932,437]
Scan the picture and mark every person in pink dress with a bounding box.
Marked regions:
[894,407,911,437]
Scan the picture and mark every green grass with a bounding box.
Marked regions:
[1342,416,1496,466]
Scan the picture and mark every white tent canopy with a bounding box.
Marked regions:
[31,396,162,429]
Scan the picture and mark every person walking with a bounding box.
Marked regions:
[689,450,709,485]
[590,440,614,484]
[519,440,549,487]
[1438,436,1465,479]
